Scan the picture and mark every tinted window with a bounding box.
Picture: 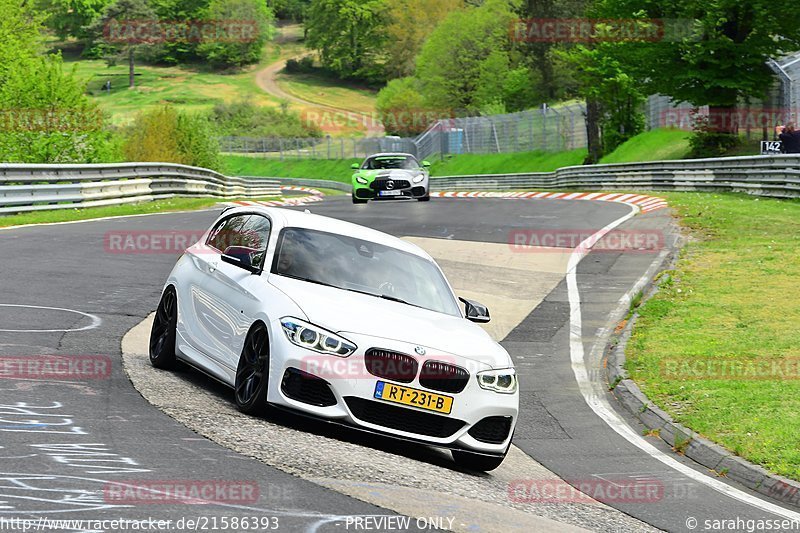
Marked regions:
[271,227,460,316]
[207,214,272,268]
[362,155,418,170]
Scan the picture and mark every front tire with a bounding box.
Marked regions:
[417,193,431,202]
[235,322,271,416]
[352,194,368,204]
[452,449,507,472]
[149,286,178,370]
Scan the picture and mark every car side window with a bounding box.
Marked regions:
[239,215,272,269]
[207,215,251,253]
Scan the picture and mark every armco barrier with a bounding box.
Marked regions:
[429,154,800,198]
[0,163,281,214]
[3,155,800,214]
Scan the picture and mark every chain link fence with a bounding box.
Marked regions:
[220,103,587,162]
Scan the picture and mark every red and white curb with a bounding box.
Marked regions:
[225,186,325,208]
[431,191,668,213]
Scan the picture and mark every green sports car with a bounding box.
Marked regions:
[351,153,431,204]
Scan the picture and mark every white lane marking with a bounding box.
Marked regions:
[0,304,101,332]
[565,207,800,520]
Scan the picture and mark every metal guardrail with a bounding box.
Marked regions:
[429,154,800,199]
[0,163,281,214]
[3,155,800,215]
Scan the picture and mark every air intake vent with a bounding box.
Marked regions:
[365,349,418,383]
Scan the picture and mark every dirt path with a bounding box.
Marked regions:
[255,25,383,135]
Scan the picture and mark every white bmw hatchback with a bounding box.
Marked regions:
[150,206,519,471]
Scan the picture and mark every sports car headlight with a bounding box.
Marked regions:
[477,368,517,394]
[280,317,356,357]
[412,174,425,183]
[355,176,368,184]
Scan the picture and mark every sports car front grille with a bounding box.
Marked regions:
[345,397,465,438]
[281,368,337,407]
[370,179,411,191]
[419,361,470,393]
[468,416,513,444]
[365,349,418,383]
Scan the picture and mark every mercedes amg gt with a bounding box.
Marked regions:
[149,206,518,471]
[350,153,431,203]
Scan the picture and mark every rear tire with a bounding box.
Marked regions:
[352,194,368,204]
[149,286,178,370]
[452,449,507,472]
[235,322,271,416]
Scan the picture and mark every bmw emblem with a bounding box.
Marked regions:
[415,346,426,356]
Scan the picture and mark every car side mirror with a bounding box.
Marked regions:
[221,246,260,274]
[351,163,360,169]
[421,160,431,167]
[459,297,490,323]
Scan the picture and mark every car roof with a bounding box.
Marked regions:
[364,153,417,159]
[225,206,433,260]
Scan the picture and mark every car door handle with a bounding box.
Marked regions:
[209,261,218,273]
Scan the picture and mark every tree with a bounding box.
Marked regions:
[196,0,275,68]
[35,0,112,40]
[382,0,462,79]
[562,43,645,162]
[87,0,158,88]
[305,0,387,80]
[268,0,312,21]
[415,0,519,114]
[123,106,220,169]
[0,0,114,163]
[595,0,800,135]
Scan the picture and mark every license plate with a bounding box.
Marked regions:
[378,190,402,196]
[373,381,453,414]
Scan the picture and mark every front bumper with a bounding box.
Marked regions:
[265,323,518,455]
[353,177,429,200]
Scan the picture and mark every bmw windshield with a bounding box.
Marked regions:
[271,227,460,317]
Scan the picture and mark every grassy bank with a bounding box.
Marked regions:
[222,155,359,182]
[0,196,278,228]
[626,192,800,479]
[599,128,691,163]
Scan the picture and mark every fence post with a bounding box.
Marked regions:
[279,138,284,161]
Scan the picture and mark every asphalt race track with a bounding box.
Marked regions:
[1,195,798,533]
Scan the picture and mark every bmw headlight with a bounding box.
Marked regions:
[280,317,356,357]
[477,368,517,394]
[412,174,425,184]
[355,176,368,184]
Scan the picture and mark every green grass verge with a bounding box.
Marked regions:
[626,192,800,480]
[600,128,691,163]
[276,70,378,115]
[222,155,359,183]
[429,149,587,175]
[0,196,278,228]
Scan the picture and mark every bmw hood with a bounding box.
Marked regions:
[269,276,511,368]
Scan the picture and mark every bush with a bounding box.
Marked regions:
[210,100,321,138]
[285,56,315,74]
[688,115,741,158]
[0,55,118,163]
[123,107,221,170]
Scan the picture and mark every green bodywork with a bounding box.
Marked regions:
[350,157,431,197]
